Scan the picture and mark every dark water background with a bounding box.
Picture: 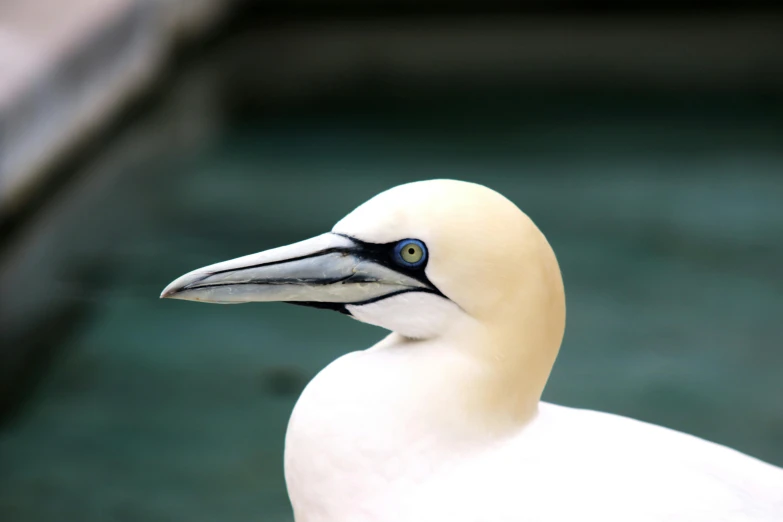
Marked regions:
[1,27,782,522]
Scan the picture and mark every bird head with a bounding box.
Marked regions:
[162,180,565,395]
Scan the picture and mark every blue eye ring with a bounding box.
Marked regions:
[393,239,428,268]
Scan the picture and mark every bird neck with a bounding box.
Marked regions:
[406,313,557,435]
[283,317,561,519]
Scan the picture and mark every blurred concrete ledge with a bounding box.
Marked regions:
[2,2,782,222]
[0,0,232,217]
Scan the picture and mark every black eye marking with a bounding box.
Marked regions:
[332,233,442,294]
[289,234,448,315]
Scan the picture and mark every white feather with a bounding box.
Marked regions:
[285,180,783,522]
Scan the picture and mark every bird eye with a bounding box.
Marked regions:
[393,239,427,267]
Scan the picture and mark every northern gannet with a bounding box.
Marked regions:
[162,180,783,522]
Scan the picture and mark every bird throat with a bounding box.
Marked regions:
[283,330,543,519]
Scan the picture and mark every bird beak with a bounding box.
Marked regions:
[160,233,434,311]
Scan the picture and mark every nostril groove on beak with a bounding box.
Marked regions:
[342,273,381,284]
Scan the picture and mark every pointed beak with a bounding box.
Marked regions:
[161,233,434,309]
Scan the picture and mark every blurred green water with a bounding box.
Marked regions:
[1,50,783,522]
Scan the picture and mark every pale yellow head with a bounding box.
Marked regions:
[335,180,566,417]
[163,179,566,422]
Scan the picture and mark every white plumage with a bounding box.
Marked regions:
[164,180,783,522]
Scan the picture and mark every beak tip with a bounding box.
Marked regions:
[160,282,181,299]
